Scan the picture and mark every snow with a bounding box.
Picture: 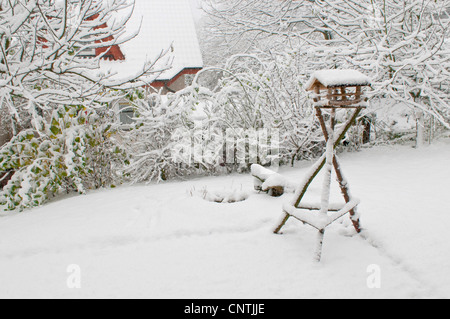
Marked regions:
[1,140,450,298]
[306,69,372,90]
[189,185,249,203]
[99,0,203,82]
[283,199,360,231]
[251,164,296,192]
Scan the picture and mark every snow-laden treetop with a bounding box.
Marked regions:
[306,69,372,91]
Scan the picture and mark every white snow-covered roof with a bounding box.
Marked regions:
[99,0,203,84]
[306,69,371,90]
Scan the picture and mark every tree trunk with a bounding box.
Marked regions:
[416,111,425,148]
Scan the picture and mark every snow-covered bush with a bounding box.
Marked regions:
[188,185,249,204]
[124,81,280,183]
[190,54,325,166]
[0,105,129,211]
[124,85,235,183]
[123,92,190,183]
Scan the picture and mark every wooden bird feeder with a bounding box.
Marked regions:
[274,69,371,262]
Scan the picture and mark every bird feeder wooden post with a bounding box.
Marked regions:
[274,69,371,262]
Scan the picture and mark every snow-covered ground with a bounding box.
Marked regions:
[1,140,450,299]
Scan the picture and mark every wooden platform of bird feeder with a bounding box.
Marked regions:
[274,69,371,261]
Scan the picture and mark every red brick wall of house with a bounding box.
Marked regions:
[151,68,202,90]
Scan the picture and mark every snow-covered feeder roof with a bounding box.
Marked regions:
[306,69,371,91]
[99,0,203,84]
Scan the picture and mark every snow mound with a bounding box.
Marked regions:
[189,186,249,204]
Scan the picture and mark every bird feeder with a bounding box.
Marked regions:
[274,69,371,262]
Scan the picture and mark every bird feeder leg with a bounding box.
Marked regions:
[315,229,325,262]
[274,213,291,234]
[333,156,361,233]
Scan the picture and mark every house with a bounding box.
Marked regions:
[89,0,204,125]
[96,0,204,94]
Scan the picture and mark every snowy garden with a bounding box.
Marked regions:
[0,0,449,299]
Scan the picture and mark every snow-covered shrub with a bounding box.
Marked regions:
[0,106,129,211]
[124,92,194,183]
[191,54,324,167]
[124,85,250,183]
[188,185,249,204]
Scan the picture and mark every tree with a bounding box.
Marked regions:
[183,53,324,167]
[313,0,450,145]
[0,0,169,131]
[0,0,171,210]
[202,0,450,145]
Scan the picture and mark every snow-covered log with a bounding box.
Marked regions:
[251,164,296,197]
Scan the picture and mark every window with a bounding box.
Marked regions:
[118,101,135,125]
[79,47,96,58]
